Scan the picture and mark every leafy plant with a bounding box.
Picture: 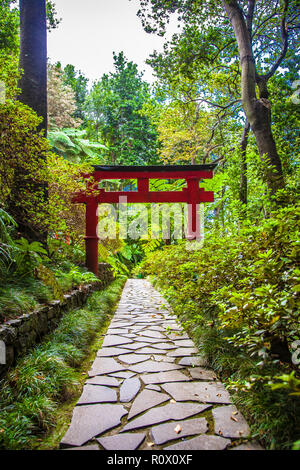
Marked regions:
[14,238,49,277]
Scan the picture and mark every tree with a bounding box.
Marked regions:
[18,0,47,134]
[85,52,159,165]
[137,0,300,196]
[0,0,20,99]
[47,64,82,130]
[62,64,89,122]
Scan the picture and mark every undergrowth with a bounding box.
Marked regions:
[138,205,300,450]
[0,276,126,450]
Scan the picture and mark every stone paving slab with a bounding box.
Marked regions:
[61,404,128,447]
[77,385,117,405]
[120,377,141,402]
[97,433,146,450]
[60,279,260,451]
[212,405,250,438]
[151,417,208,445]
[122,403,211,431]
[128,389,170,420]
[161,381,232,404]
[166,435,231,450]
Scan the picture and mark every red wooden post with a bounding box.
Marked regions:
[137,178,149,192]
[186,179,201,240]
[85,199,99,276]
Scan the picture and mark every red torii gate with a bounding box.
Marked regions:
[72,164,217,276]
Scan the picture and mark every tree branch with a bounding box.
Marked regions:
[262,0,289,80]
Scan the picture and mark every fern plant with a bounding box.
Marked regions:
[48,128,107,164]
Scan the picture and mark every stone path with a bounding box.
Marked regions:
[61,279,263,451]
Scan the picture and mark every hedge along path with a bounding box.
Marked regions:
[60,279,263,451]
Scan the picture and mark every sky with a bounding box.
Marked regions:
[47,0,178,85]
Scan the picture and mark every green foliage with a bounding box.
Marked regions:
[61,63,89,122]
[0,0,20,98]
[85,51,159,165]
[0,277,125,450]
[48,128,107,164]
[139,204,300,448]
[14,238,49,277]
[268,372,300,397]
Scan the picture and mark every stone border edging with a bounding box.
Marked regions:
[0,263,114,376]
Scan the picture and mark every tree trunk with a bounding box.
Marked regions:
[223,1,284,196]
[15,0,48,243]
[19,0,47,135]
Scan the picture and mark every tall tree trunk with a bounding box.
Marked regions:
[19,0,47,135]
[223,0,285,196]
[15,0,48,243]
[239,118,250,207]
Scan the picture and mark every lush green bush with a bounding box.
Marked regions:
[138,204,300,449]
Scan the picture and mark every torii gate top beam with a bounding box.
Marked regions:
[87,163,217,181]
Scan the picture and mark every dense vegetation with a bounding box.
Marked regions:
[0,0,299,450]
[0,278,125,449]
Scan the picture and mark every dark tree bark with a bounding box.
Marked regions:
[19,0,47,135]
[223,0,286,196]
[14,0,48,243]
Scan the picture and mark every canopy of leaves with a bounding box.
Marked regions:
[85,51,160,165]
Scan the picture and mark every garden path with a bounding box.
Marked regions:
[60,279,263,451]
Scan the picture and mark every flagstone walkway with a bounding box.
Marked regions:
[60,279,263,451]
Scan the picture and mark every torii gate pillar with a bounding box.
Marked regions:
[85,199,99,277]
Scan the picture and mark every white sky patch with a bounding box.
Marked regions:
[47,0,179,85]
